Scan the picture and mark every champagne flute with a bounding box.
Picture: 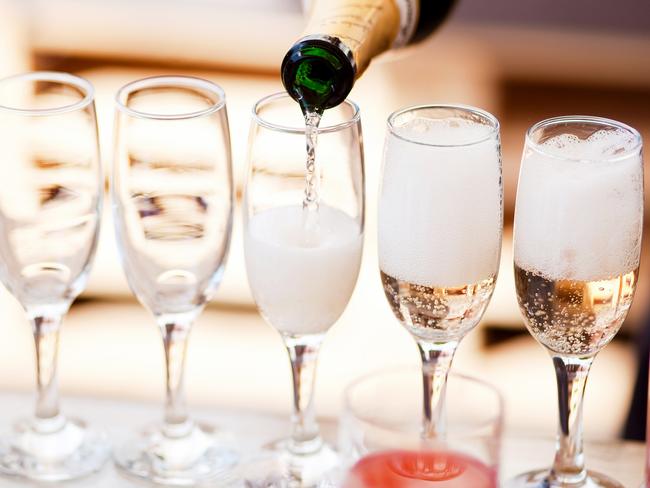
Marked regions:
[509,116,643,488]
[0,71,108,480]
[243,92,364,486]
[378,104,502,438]
[339,368,503,488]
[112,76,236,485]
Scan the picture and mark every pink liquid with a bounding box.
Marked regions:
[343,450,497,488]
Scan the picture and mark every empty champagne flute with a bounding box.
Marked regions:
[378,104,502,438]
[243,93,364,486]
[339,368,502,488]
[0,71,108,480]
[509,116,643,488]
[112,76,236,485]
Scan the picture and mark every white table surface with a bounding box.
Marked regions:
[0,393,644,487]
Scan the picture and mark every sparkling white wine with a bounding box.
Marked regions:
[302,110,322,243]
[245,204,362,335]
[514,265,638,357]
[381,271,496,341]
[514,127,643,357]
[378,114,502,341]
[303,111,322,213]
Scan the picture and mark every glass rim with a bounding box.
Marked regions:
[525,115,643,163]
[344,366,504,435]
[115,75,226,120]
[251,92,361,134]
[387,103,500,148]
[0,71,94,116]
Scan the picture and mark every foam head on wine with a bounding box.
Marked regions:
[514,129,643,356]
[245,204,362,335]
[378,115,502,341]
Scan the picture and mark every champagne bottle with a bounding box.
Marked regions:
[281,0,456,113]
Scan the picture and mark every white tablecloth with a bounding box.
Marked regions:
[0,393,644,487]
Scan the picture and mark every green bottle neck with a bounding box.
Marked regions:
[281,35,356,113]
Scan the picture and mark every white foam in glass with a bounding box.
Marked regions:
[514,129,643,281]
[378,116,502,288]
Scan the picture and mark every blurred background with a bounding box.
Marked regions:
[0,0,649,444]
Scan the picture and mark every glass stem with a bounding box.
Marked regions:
[549,354,594,486]
[157,314,194,438]
[284,333,324,455]
[418,340,459,439]
[31,315,64,432]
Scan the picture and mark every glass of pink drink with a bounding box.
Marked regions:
[339,368,503,488]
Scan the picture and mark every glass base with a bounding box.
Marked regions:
[114,421,239,486]
[0,416,110,481]
[241,437,339,488]
[507,468,624,488]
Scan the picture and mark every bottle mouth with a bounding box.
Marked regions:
[281,35,356,111]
